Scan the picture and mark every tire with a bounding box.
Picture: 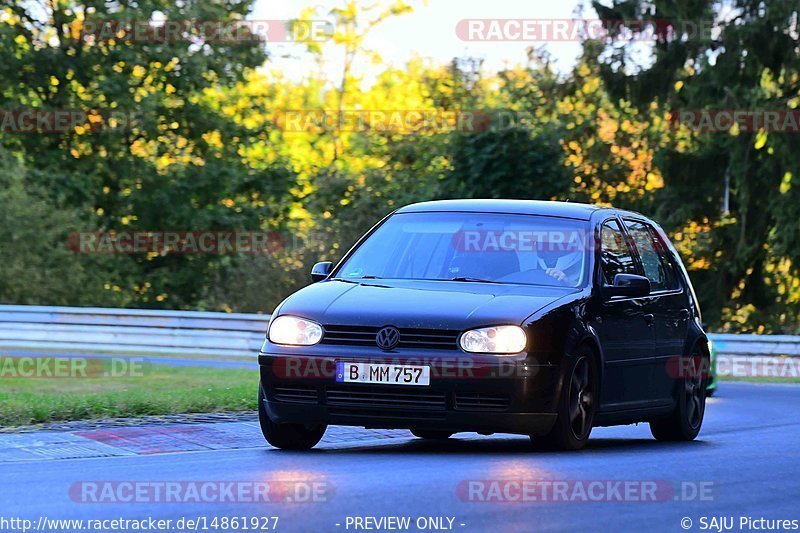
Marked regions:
[531,346,598,451]
[650,347,707,441]
[258,383,326,450]
[410,429,454,440]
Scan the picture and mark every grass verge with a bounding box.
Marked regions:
[0,361,258,427]
[718,375,800,384]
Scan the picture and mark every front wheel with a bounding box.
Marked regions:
[650,349,707,441]
[258,383,326,450]
[531,348,598,451]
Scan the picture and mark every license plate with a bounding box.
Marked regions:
[335,362,430,386]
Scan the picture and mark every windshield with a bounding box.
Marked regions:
[334,212,589,288]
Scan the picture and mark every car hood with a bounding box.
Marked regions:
[276,279,578,329]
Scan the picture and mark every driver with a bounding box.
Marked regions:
[536,240,583,285]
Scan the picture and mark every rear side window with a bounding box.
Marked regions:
[623,219,678,291]
[599,220,637,285]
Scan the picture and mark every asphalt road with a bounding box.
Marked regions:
[2,382,799,533]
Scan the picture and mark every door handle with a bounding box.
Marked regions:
[671,309,690,327]
[643,313,655,326]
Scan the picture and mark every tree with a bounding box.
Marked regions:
[0,145,110,305]
[0,0,296,308]
[590,0,800,332]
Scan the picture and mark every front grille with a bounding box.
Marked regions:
[325,386,447,410]
[322,325,459,350]
[271,385,511,413]
[272,386,318,404]
[454,393,511,412]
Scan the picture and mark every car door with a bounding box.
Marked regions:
[594,218,656,409]
[623,219,689,402]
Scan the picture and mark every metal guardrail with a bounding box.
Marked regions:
[0,305,270,359]
[0,305,798,361]
[710,334,800,357]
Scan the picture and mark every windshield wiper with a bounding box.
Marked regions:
[448,276,500,284]
[331,275,383,282]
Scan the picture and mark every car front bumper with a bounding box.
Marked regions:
[258,352,561,436]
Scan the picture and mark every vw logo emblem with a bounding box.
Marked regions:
[376,326,400,351]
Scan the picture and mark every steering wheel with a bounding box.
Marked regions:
[496,268,572,287]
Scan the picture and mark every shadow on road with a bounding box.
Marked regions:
[265,435,710,456]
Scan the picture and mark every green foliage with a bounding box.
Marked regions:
[591,0,800,332]
[441,126,570,200]
[0,146,111,306]
[0,0,296,309]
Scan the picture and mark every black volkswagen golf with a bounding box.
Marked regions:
[258,200,709,450]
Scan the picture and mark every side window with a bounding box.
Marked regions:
[623,220,678,291]
[600,220,637,285]
[649,226,680,291]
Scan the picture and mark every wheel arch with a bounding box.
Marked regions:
[559,330,604,406]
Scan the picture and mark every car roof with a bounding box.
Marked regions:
[395,199,615,221]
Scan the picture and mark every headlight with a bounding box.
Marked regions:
[268,315,323,346]
[459,325,527,354]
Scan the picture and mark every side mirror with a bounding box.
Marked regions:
[605,273,651,298]
[311,261,333,282]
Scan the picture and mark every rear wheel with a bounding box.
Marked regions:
[410,429,453,440]
[258,383,326,450]
[531,347,598,450]
[650,348,707,441]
